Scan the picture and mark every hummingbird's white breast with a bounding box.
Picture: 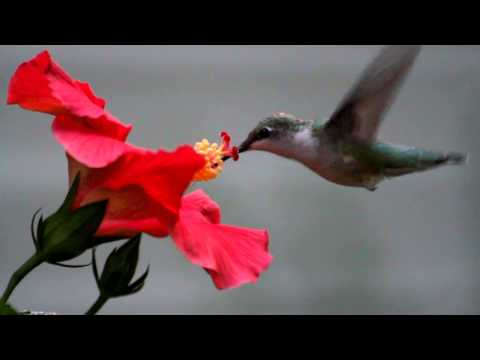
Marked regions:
[291,128,320,161]
[250,127,320,162]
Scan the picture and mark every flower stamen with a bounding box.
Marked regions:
[193,131,239,182]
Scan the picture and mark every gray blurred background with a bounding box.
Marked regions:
[0,45,479,315]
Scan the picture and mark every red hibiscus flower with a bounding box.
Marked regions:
[172,190,273,290]
[7,50,205,237]
[67,145,204,238]
[7,50,272,290]
[7,50,133,168]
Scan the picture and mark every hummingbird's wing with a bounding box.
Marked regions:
[325,45,422,143]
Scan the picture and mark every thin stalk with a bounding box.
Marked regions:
[85,293,110,315]
[1,252,45,303]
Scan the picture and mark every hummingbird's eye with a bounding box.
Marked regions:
[257,127,272,140]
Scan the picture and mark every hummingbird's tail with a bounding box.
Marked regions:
[443,152,468,166]
[381,146,468,178]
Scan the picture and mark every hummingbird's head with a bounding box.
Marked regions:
[234,113,312,159]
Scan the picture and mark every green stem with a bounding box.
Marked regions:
[85,293,109,315]
[1,252,45,303]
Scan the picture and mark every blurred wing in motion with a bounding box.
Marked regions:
[325,45,422,142]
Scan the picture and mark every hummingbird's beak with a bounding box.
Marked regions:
[238,142,251,154]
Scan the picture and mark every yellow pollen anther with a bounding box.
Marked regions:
[193,139,227,182]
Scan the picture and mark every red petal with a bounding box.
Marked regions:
[177,189,222,224]
[74,80,106,109]
[53,115,131,168]
[100,146,206,217]
[7,50,132,144]
[80,185,173,238]
[98,218,169,238]
[67,145,205,238]
[171,190,273,290]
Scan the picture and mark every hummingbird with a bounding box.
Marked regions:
[229,45,468,192]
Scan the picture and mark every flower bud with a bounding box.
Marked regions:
[92,235,149,298]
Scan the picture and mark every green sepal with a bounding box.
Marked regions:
[116,266,150,297]
[39,174,81,245]
[36,215,44,248]
[30,209,42,251]
[1,174,111,305]
[30,173,110,264]
[91,247,101,289]
[40,199,108,263]
[58,173,81,213]
[50,261,92,269]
